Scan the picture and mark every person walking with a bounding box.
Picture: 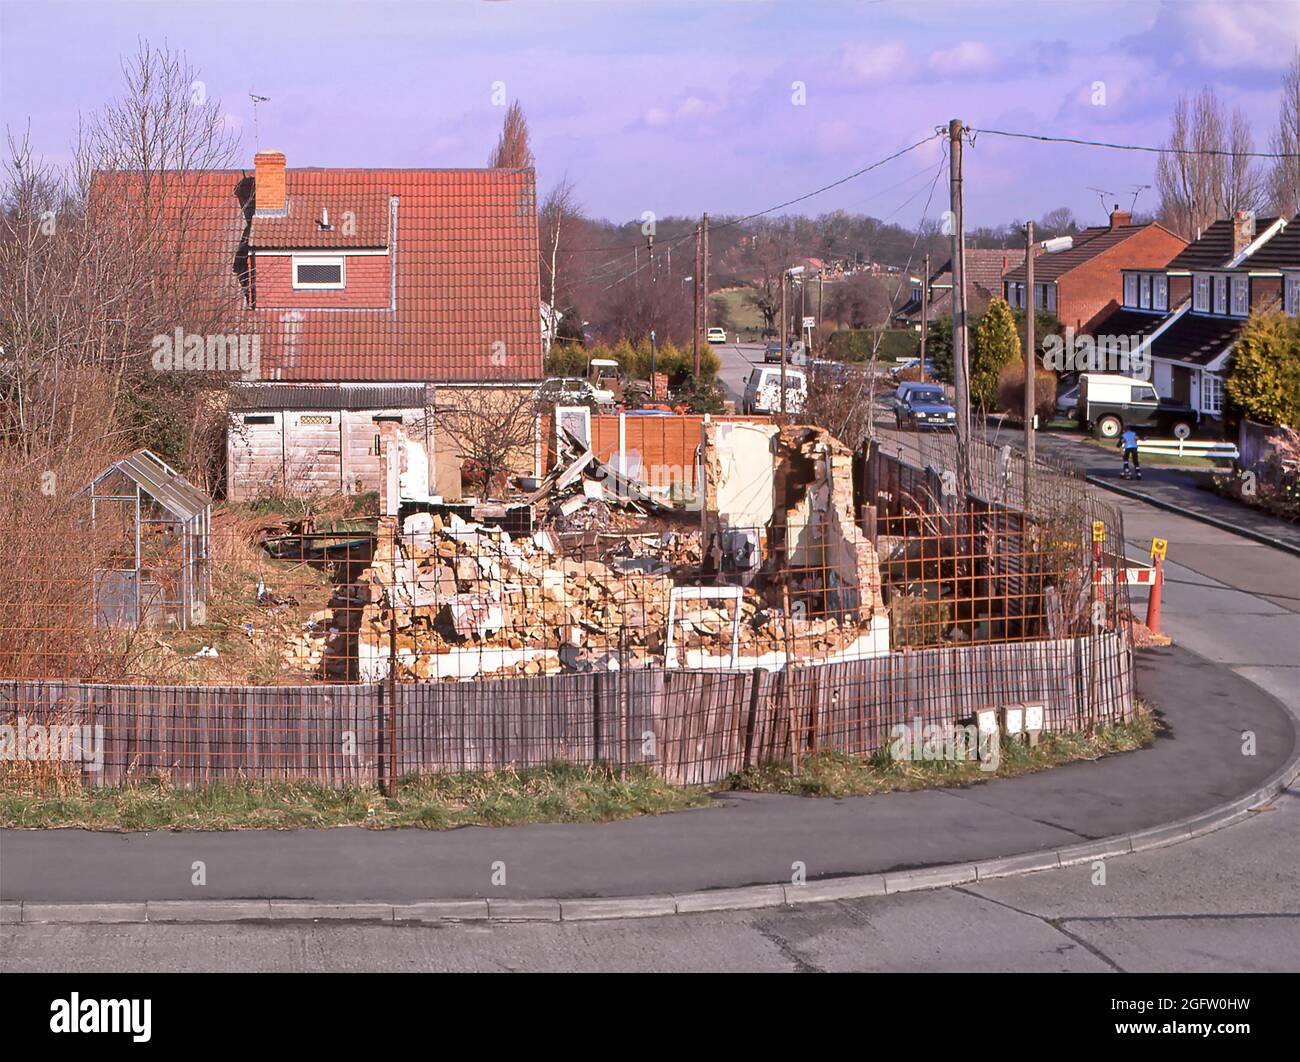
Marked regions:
[1118,428,1141,479]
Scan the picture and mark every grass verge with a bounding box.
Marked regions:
[0,711,1154,829]
[724,711,1155,798]
[0,763,709,831]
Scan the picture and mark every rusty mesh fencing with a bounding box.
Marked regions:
[0,441,1136,788]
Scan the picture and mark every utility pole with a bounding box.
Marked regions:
[780,273,788,416]
[919,253,930,384]
[1023,220,1036,502]
[702,213,710,335]
[692,222,702,376]
[948,118,971,488]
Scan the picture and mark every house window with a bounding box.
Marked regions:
[1154,275,1168,311]
[1287,273,1300,316]
[1045,284,1056,311]
[292,256,345,289]
[1139,274,1152,309]
[242,415,274,425]
[1193,274,1210,312]
[1201,373,1223,416]
[1230,275,1248,316]
[1213,275,1227,315]
[1124,274,1138,307]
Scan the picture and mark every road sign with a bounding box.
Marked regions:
[802,316,816,328]
[1151,537,1168,562]
[1091,520,1106,543]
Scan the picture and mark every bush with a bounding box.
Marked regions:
[1225,313,1300,427]
[995,359,1059,423]
[971,299,1020,410]
[824,328,919,363]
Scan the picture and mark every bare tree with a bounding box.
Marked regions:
[434,387,539,496]
[1157,87,1262,239]
[488,100,534,169]
[539,176,583,346]
[1269,51,1300,218]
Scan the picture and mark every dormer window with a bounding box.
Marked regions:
[1139,274,1152,309]
[1213,275,1227,315]
[1286,273,1300,317]
[1230,275,1248,316]
[1154,274,1168,311]
[293,255,345,289]
[1193,274,1210,312]
[1124,274,1138,307]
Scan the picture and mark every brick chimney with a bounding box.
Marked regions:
[1232,209,1257,255]
[1109,204,1132,230]
[254,150,286,214]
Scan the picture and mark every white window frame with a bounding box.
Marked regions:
[1213,274,1228,315]
[1230,275,1248,316]
[292,255,346,290]
[1045,283,1056,311]
[1154,274,1168,311]
[1200,372,1223,416]
[1139,274,1152,309]
[1124,274,1138,307]
[1286,273,1300,317]
[1193,274,1210,312]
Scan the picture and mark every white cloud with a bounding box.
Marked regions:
[841,40,908,83]
[928,40,1000,77]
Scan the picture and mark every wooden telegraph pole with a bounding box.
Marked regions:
[692,222,702,376]
[702,213,710,341]
[948,119,971,490]
[779,272,788,415]
[1023,221,1036,503]
[919,252,930,383]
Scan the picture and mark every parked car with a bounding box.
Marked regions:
[706,327,727,344]
[743,366,807,415]
[1074,373,1198,440]
[893,383,957,431]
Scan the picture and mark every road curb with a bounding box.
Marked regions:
[1084,474,1300,558]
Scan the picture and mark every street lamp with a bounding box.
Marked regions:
[780,266,805,416]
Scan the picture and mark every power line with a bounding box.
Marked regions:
[558,131,945,256]
[969,127,1300,159]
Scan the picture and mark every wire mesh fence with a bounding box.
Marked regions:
[0,437,1137,788]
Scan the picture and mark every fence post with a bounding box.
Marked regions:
[592,672,603,767]
[743,666,763,769]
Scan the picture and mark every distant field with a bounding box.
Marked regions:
[711,287,767,340]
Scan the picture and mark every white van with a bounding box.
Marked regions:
[743,366,806,415]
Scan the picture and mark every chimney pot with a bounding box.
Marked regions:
[1109,207,1132,230]
[254,150,286,214]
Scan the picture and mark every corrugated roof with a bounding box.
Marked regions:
[90,450,211,520]
[230,382,429,410]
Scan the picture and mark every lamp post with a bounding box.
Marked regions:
[780,266,805,416]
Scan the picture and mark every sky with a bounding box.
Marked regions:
[1,0,1297,229]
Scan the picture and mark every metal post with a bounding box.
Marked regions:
[780,275,788,416]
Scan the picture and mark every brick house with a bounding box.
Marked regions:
[1000,209,1187,332]
[1091,211,1298,426]
[893,248,1020,328]
[97,149,544,500]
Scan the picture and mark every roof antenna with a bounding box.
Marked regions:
[250,92,270,150]
[1087,187,1115,222]
[1129,184,1152,214]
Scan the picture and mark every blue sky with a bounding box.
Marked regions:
[1,0,1297,227]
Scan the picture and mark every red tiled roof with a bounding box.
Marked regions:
[1003,225,1162,281]
[91,165,543,383]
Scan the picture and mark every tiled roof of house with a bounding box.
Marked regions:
[1085,307,1170,342]
[1003,225,1166,282]
[91,164,543,383]
[1166,217,1284,271]
[1147,312,1243,367]
[894,249,1014,322]
[1241,216,1300,271]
